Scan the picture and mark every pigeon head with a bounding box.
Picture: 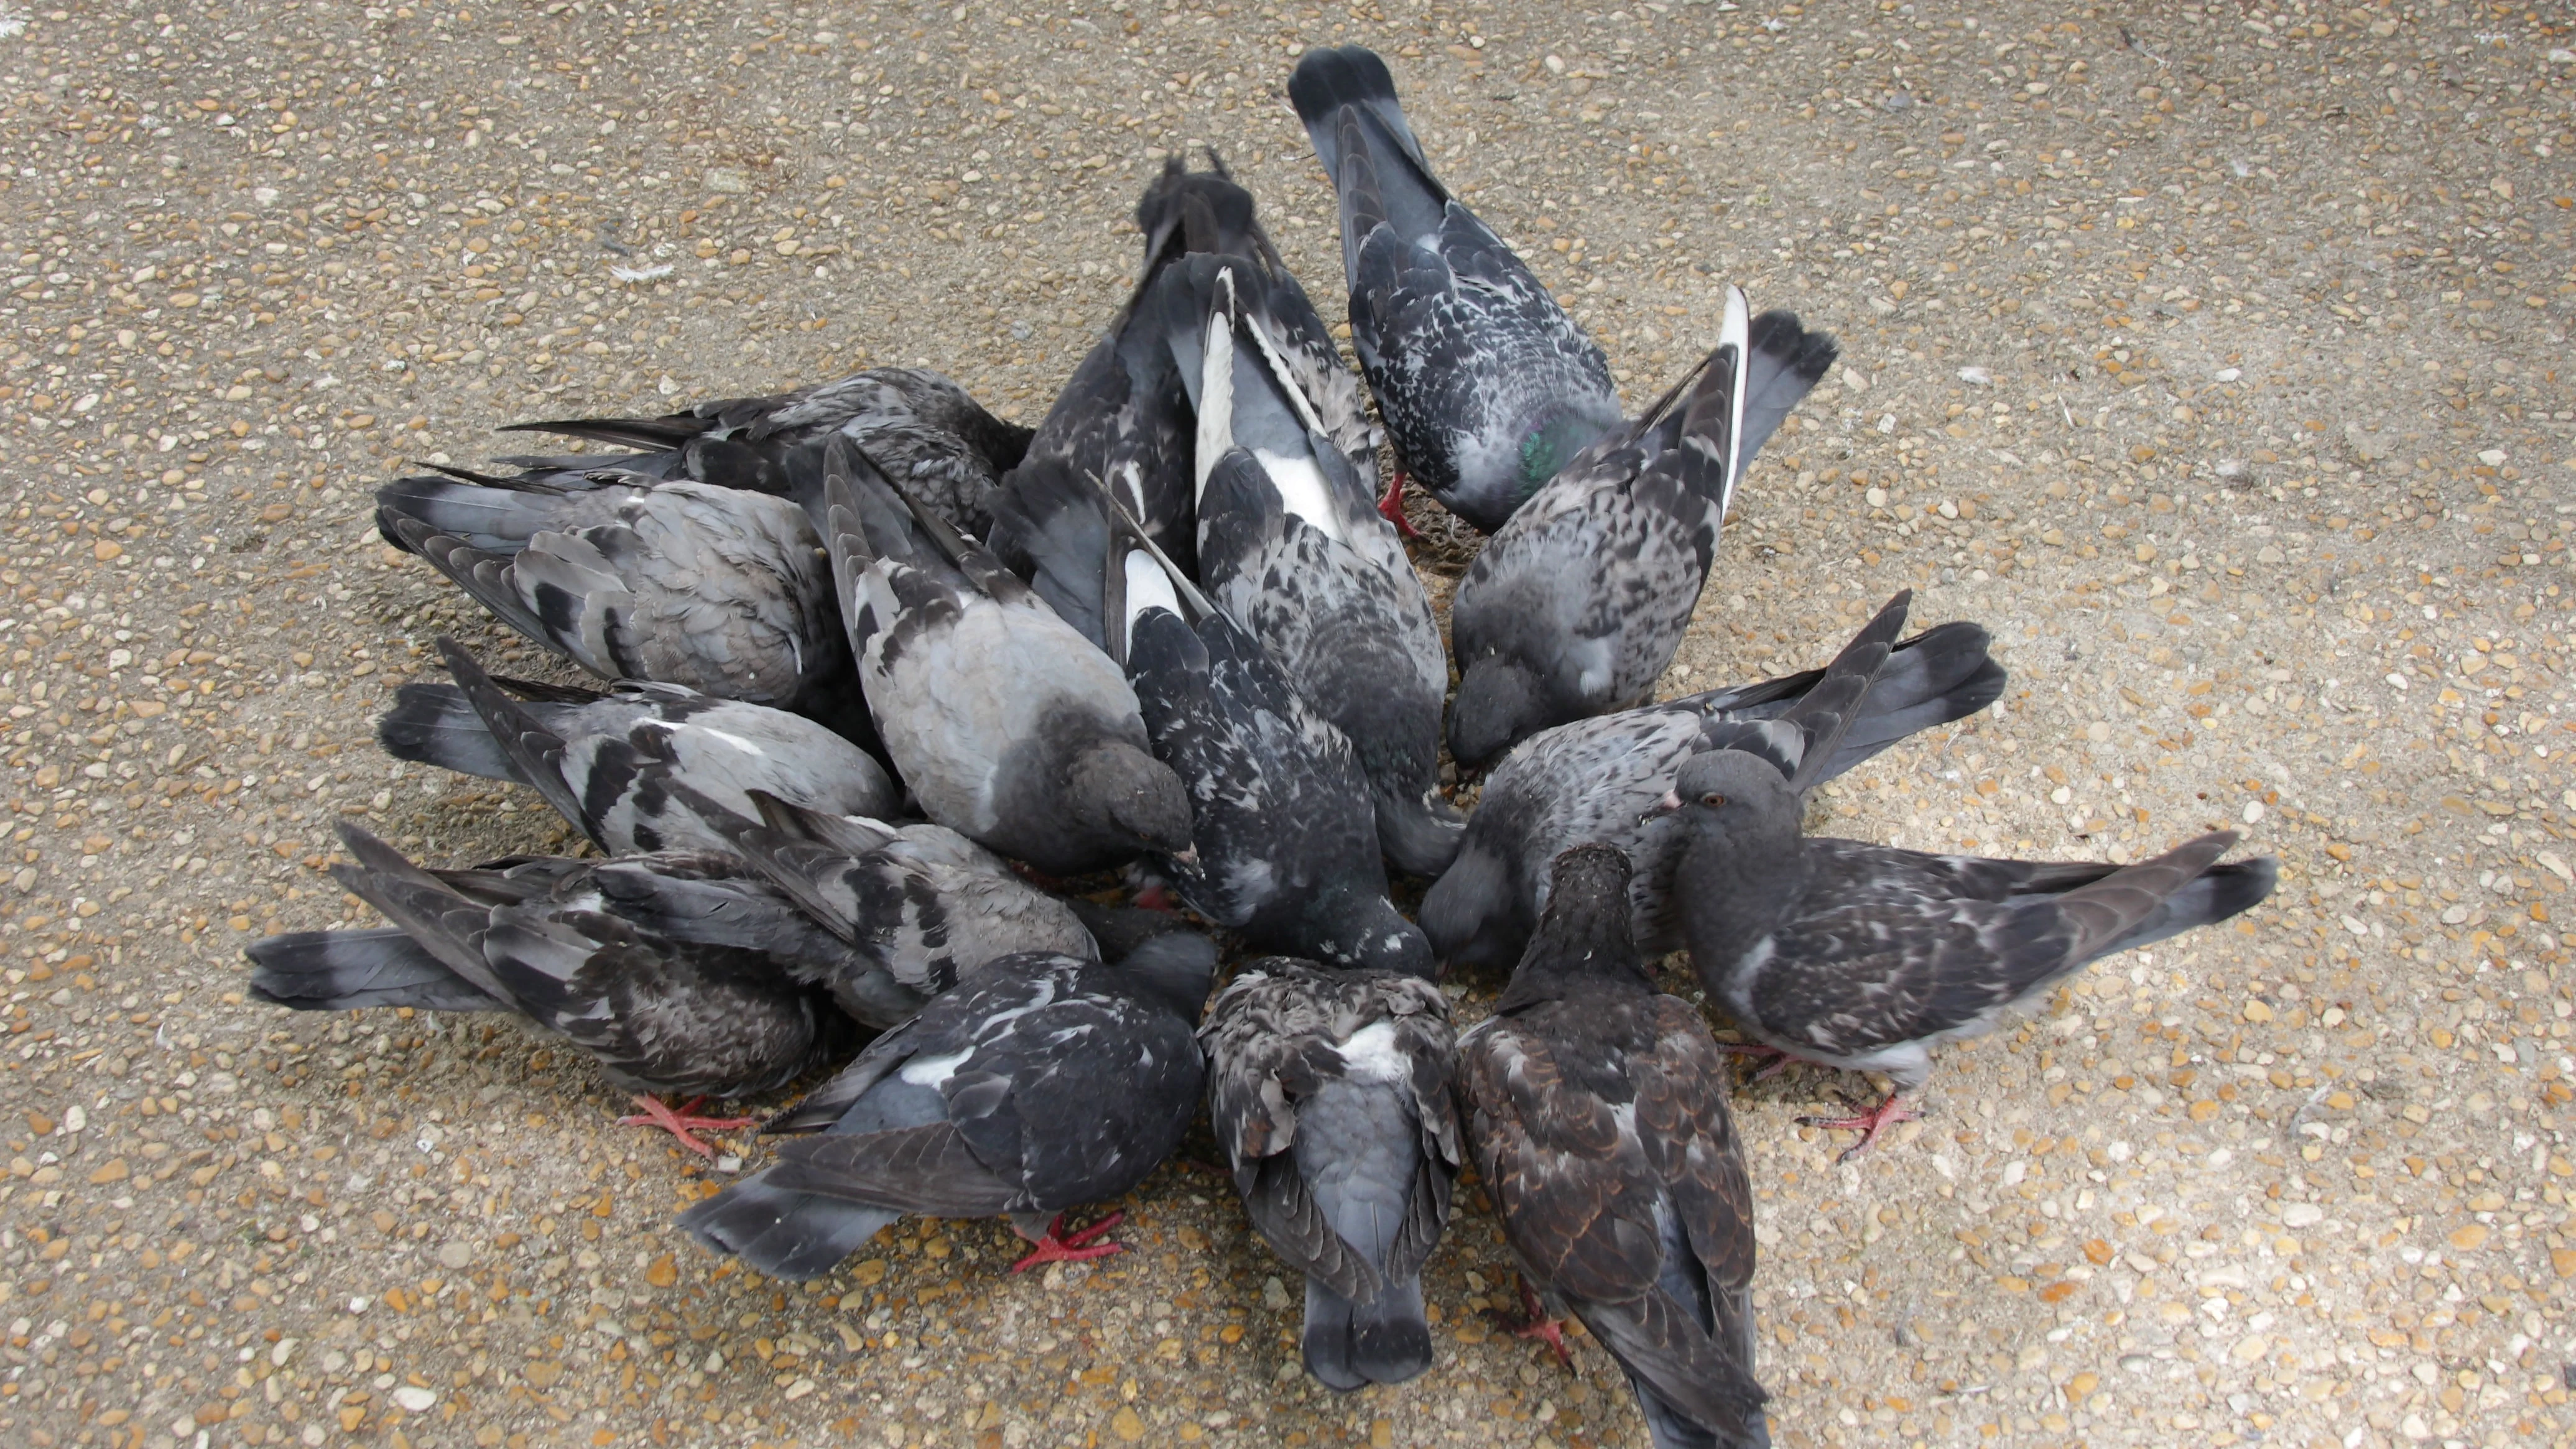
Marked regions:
[1114,929,1221,1019]
[1067,739,1197,858]
[1669,749,1802,840]
[1417,843,1526,975]
[1446,657,1547,770]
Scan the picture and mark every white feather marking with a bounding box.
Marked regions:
[898,1047,972,1090]
[1717,284,1751,517]
[1332,1021,1411,1085]
[1239,311,1328,437]
[1251,448,1344,542]
[693,727,769,759]
[1193,274,1239,504]
[1121,548,1182,627]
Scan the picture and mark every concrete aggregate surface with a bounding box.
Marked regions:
[1,1,2572,1447]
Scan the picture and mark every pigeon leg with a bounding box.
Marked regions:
[617,1095,756,1160]
[1489,1277,1574,1368]
[1797,1090,1920,1163]
[1716,1042,1800,1083]
[1008,1210,1129,1273]
[1376,469,1425,540]
[1131,882,1180,914]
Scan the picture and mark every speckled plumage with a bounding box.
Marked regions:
[1289,45,1622,534]
[1423,594,2006,971]
[679,937,1216,1280]
[1202,961,1460,1391]
[1458,846,1769,1449]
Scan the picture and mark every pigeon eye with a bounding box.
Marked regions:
[1698,792,1727,808]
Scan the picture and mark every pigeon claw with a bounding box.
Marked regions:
[618,1094,756,1159]
[1378,469,1425,540]
[1716,1041,1799,1083]
[1009,1211,1129,1273]
[1797,1091,1919,1163]
[1490,1278,1574,1368]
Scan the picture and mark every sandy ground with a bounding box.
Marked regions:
[2,2,2572,1447]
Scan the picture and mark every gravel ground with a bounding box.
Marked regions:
[3,2,2573,1447]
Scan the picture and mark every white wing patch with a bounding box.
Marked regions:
[897,1048,973,1090]
[1121,548,1182,628]
[1333,1019,1412,1085]
[1252,448,1345,544]
[1194,278,1239,504]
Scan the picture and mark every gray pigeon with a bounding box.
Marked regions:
[1424,592,2004,971]
[1156,254,1460,875]
[498,366,1032,538]
[246,822,854,1155]
[379,637,899,856]
[823,439,1193,876]
[1287,45,1622,535]
[1667,750,2278,1157]
[375,461,868,741]
[1458,845,1769,1449]
[1202,960,1460,1391]
[1447,291,1841,768]
[677,933,1217,1279]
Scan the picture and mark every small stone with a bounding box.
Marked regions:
[435,1241,473,1269]
[1110,1406,1146,1442]
[705,167,751,192]
[644,1253,678,1288]
[2448,1223,2490,1251]
[392,1386,436,1413]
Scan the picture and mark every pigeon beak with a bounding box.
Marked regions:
[1639,790,1685,823]
[1169,845,1200,869]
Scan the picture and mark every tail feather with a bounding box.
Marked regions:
[1827,623,2004,772]
[244,928,506,1013]
[1732,312,1839,481]
[374,475,554,555]
[435,637,595,846]
[377,683,521,783]
[1287,47,1448,282]
[2097,857,2277,960]
[2055,832,2257,966]
[1134,151,1269,275]
[498,413,710,453]
[676,1169,902,1281]
[1300,1275,1433,1392]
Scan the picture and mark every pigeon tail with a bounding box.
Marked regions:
[1287,47,1448,280]
[677,1170,902,1282]
[1823,621,2005,777]
[433,636,596,848]
[1732,311,1840,483]
[374,471,559,555]
[376,682,521,783]
[1134,151,1274,277]
[2092,855,2277,962]
[244,928,508,1014]
[1301,1275,1434,1392]
[1374,787,1465,879]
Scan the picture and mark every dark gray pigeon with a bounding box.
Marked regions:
[379,638,899,856]
[1458,845,1769,1449]
[677,933,1217,1279]
[374,460,868,741]
[1202,960,1460,1391]
[1156,254,1460,876]
[496,366,1032,539]
[1424,592,2005,972]
[823,438,1193,877]
[247,822,853,1155]
[1287,45,1622,535]
[1668,750,2278,1158]
[1447,292,1842,769]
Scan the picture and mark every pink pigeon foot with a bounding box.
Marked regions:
[618,1095,756,1159]
[1798,1091,1920,1163]
[1378,469,1425,540]
[1491,1277,1574,1367]
[1008,1211,1128,1273]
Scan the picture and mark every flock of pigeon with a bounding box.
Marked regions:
[241,47,2278,1448]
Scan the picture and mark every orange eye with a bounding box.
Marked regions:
[1698,792,1727,807]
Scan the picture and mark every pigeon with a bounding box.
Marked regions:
[379,637,900,856]
[1286,44,1623,536]
[822,439,1194,877]
[374,461,868,741]
[249,822,855,1154]
[497,366,1033,538]
[681,785,1100,1027]
[1457,844,1769,1449]
[1447,293,1840,769]
[989,462,1425,971]
[1667,749,2279,1157]
[1201,960,1460,1390]
[1157,254,1459,876]
[677,932,1217,1280]
[1423,591,2005,971]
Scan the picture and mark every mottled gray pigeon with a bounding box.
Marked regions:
[823,439,1193,876]
[375,461,868,741]
[1423,592,2004,971]
[379,638,898,856]
[1202,960,1460,1390]
[247,822,853,1154]
[1156,254,1460,875]
[677,933,1217,1279]
[1668,751,2277,1157]
[1447,290,1841,767]
[497,367,1030,539]
[1458,845,1769,1449]
[1287,44,1621,535]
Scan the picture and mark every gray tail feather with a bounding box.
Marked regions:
[374,474,552,556]
[2098,857,2277,960]
[377,683,520,783]
[245,928,507,1013]
[1300,1275,1432,1392]
[1732,312,1838,479]
[677,1169,900,1282]
[1825,622,2006,777]
[1376,789,1464,878]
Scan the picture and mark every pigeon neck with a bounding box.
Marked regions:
[1674,806,1807,950]
[1494,886,1651,1013]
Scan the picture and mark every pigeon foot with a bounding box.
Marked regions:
[1008,1211,1128,1273]
[1490,1277,1574,1367]
[1797,1091,1919,1163]
[1715,1041,1800,1083]
[1378,469,1425,540]
[618,1095,756,1159]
